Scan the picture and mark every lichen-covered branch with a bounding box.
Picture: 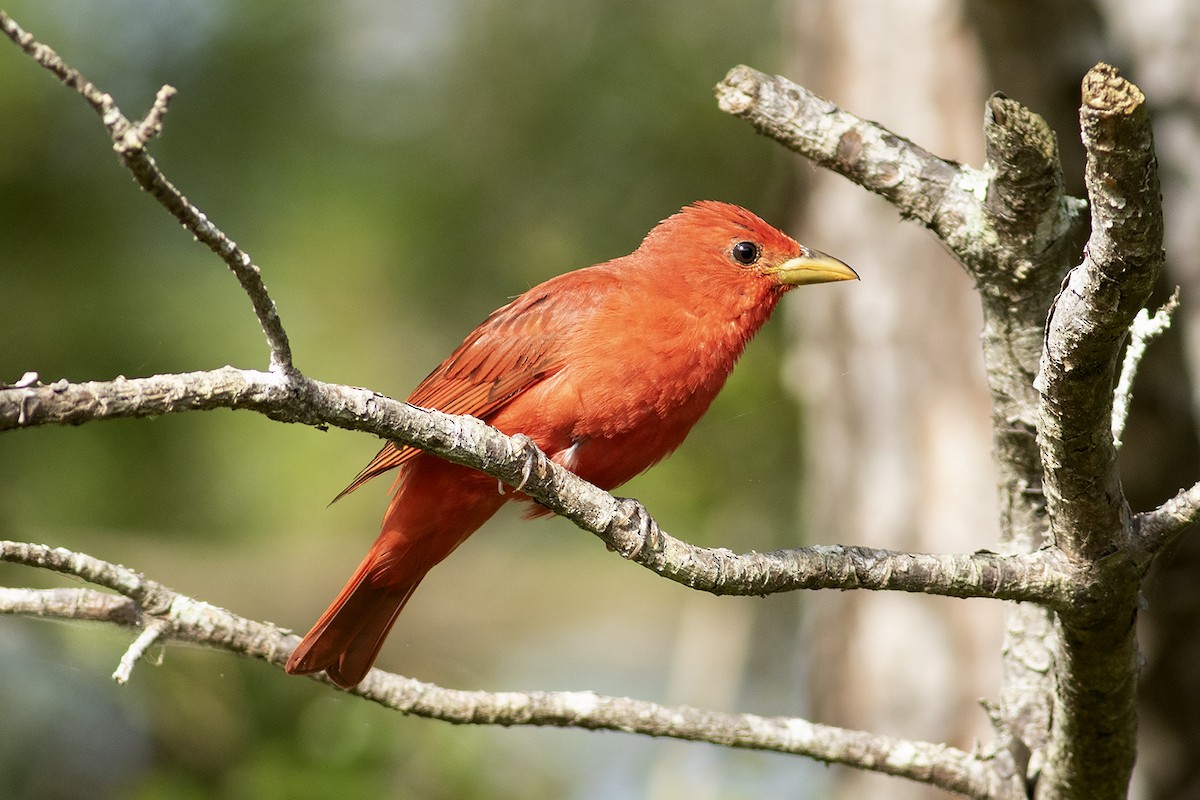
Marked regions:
[0,542,998,797]
[0,371,1068,606]
[1112,290,1179,449]
[0,11,293,372]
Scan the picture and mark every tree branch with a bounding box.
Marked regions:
[0,372,1068,606]
[715,66,1087,288]
[1135,479,1200,555]
[0,542,999,797]
[0,11,293,373]
[0,586,140,626]
[1036,64,1163,564]
[716,65,962,233]
[112,618,170,684]
[1031,63,1164,800]
[1112,289,1179,449]
[716,63,1089,782]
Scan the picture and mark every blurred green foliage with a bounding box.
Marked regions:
[0,1,826,797]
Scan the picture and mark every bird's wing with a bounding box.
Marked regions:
[332,268,617,502]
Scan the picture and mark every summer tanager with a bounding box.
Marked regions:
[285,201,857,687]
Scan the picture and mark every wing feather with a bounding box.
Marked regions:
[332,267,618,501]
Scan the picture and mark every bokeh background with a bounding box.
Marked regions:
[0,2,812,799]
[3,2,1200,799]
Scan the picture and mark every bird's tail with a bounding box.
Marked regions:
[287,454,510,688]
[284,549,424,689]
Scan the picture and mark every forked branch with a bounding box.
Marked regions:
[0,11,293,372]
[0,541,999,797]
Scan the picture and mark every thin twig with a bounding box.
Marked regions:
[1112,289,1180,448]
[112,618,169,684]
[124,84,176,149]
[0,11,294,373]
[1135,479,1200,554]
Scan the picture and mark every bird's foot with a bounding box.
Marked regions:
[496,434,540,496]
[510,433,539,493]
[612,497,661,560]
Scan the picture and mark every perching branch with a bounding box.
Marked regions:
[0,541,998,797]
[0,369,1070,606]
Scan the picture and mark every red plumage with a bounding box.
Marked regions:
[285,201,856,687]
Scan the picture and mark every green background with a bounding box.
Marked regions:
[0,2,823,798]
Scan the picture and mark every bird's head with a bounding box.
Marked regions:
[641,200,858,291]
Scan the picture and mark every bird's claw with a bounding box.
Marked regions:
[613,497,660,560]
[498,434,539,495]
[511,433,537,493]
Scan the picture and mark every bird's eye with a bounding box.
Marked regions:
[731,241,760,266]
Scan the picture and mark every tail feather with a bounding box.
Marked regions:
[289,454,510,688]
[285,552,424,688]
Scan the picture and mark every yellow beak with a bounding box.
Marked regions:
[766,247,859,286]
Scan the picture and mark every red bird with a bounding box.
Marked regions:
[285,201,857,687]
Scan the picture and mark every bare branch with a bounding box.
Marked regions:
[975,95,1088,766]
[0,540,174,612]
[0,11,293,372]
[716,65,962,233]
[1112,289,1179,449]
[715,67,1087,291]
[0,542,998,797]
[0,586,139,626]
[1135,479,1200,554]
[112,618,170,684]
[1037,63,1164,564]
[0,373,1070,606]
[362,685,998,797]
[1032,63,1165,800]
[716,65,1088,778]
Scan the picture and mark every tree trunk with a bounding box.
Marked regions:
[786,2,1200,797]
[787,2,1001,797]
